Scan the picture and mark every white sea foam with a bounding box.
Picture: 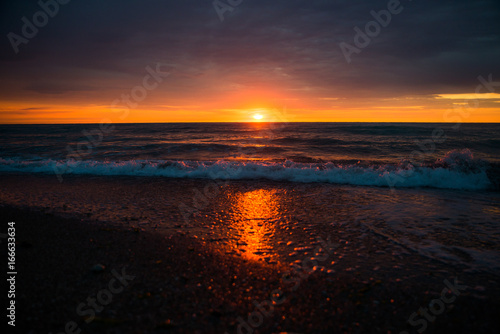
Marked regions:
[0,153,493,190]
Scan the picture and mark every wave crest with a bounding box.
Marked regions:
[0,151,495,190]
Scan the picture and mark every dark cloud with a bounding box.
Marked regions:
[1,0,499,102]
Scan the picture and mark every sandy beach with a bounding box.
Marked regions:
[1,173,499,333]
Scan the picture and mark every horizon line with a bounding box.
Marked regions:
[1,121,500,125]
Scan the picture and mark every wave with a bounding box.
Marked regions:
[0,150,495,190]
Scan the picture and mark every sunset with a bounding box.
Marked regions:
[1,0,500,124]
[1,1,500,333]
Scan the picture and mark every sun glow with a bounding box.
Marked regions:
[253,114,264,121]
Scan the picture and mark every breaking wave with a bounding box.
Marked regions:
[0,150,495,190]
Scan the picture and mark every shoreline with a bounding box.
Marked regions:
[1,174,499,333]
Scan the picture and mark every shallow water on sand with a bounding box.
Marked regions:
[1,174,498,275]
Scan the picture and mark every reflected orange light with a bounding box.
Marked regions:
[229,189,281,261]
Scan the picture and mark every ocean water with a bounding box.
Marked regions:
[1,123,499,275]
[0,122,499,190]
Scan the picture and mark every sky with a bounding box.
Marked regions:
[0,0,500,123]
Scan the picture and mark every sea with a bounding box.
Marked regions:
[1,122,500,275]
[0,122,499,190]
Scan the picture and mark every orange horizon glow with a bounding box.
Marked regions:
[1,91,500,124]
[1,1,499,126]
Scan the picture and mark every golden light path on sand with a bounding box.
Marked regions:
[227,189,282,262]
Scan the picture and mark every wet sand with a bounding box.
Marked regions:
[1,173,499,333]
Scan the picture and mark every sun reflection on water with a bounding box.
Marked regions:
[228,189,283,261]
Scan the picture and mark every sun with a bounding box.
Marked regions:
[253,114,264,121]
